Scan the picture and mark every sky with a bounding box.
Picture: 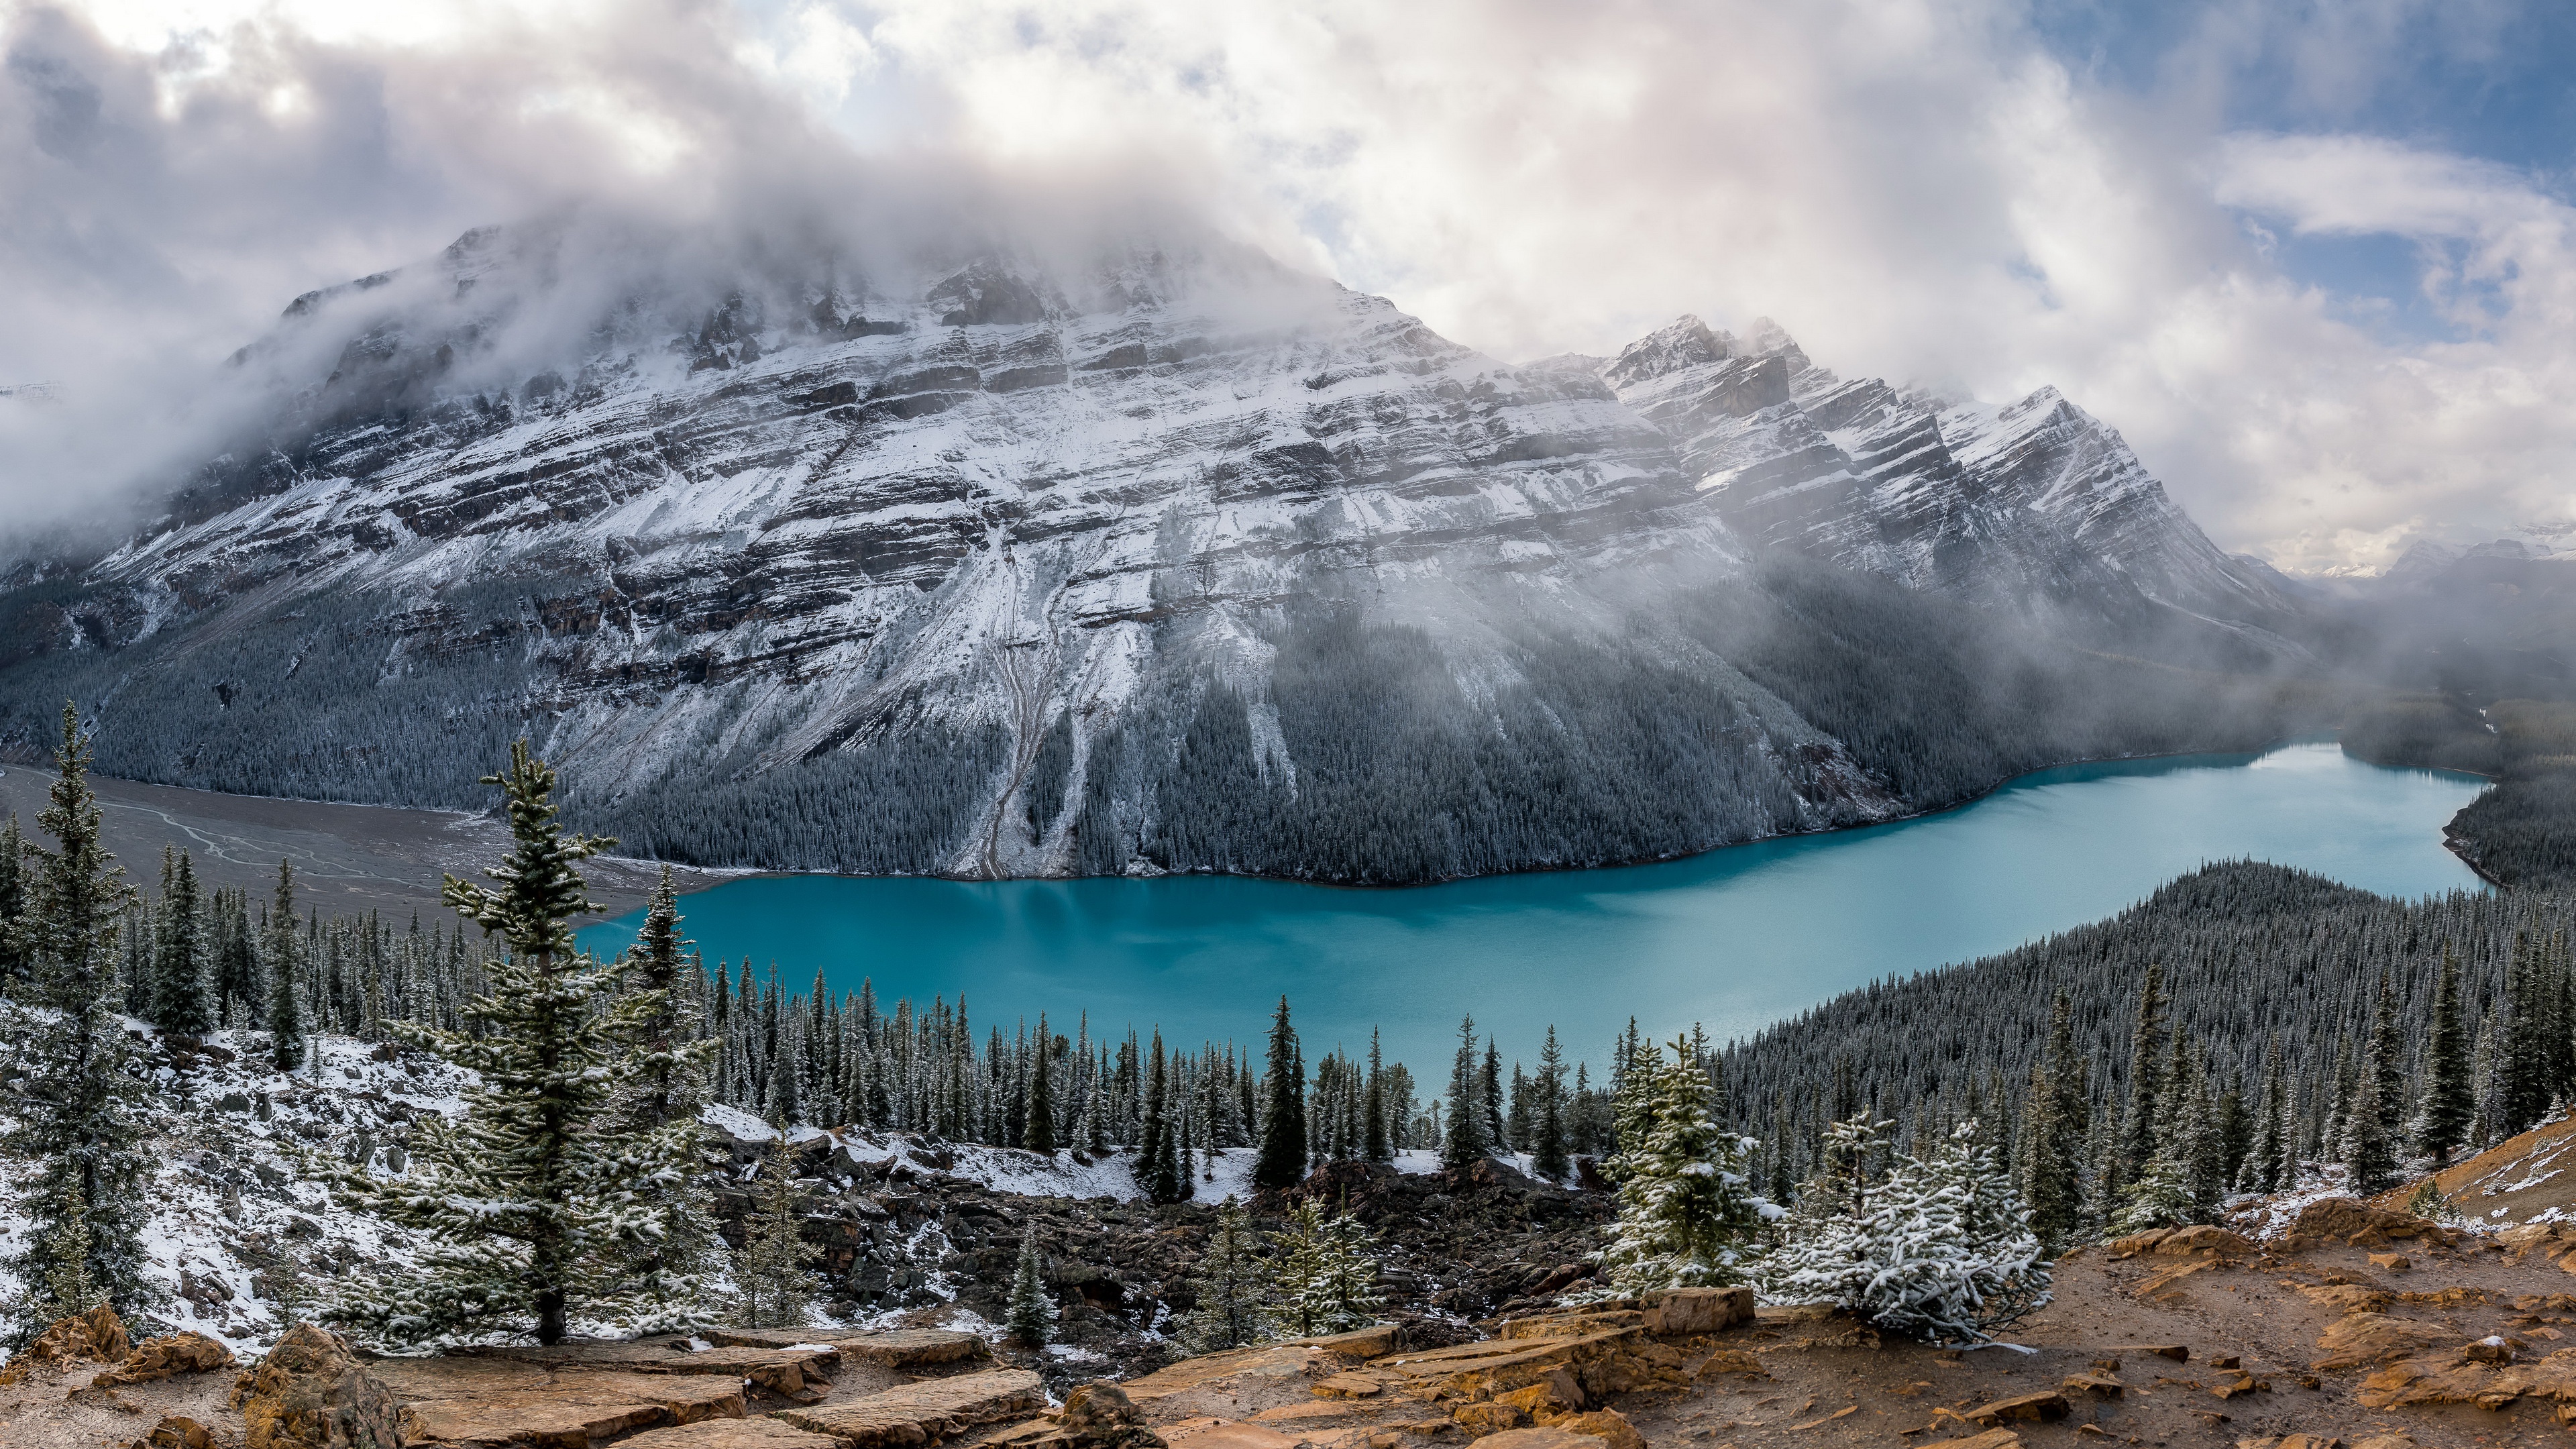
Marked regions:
[2,0,2572,572]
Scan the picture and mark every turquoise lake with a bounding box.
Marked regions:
[578,741,2489,1075]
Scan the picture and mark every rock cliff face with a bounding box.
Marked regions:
[1574,315,2298,648]
[0,231,2305,881]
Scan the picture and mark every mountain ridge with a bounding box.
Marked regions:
[0,227,2316,883]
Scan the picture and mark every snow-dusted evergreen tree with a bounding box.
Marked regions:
[1272,1200,1383,1336]
[150,849,215,1038]
[1006,1228,1057,1346]
[2412,948,2473,1166]
[2110,1152,2196,1233]
[1594,1036,1772,1293]
[1181,1197,1274,1351]
[1766,1120,2048,1344]
[0,813,28,994]
[325,743,698,1346]
[609,866,724,1324]
[1026,1014,1059,1155]
[1254,997,1306,1190]
[2343,973,2402,1195]
[265,859,307,1071]
[734,1128,824,1328]
[1440,1016,1485,1171]
[3,704,154,1334]
[1532,1026,1571,1183]
[1140,1030,1190,1204]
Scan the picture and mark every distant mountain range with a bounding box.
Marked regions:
[0,226,2320,881]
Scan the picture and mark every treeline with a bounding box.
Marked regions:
[1722,861,2575,1234]
[2344,695,2576,890]
[0,549,2330,887]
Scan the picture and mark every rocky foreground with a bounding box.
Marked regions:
[17,1189,2576,1449]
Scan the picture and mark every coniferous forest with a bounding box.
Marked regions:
[0,700,2570,1354]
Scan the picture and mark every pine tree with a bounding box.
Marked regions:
[1595,1036,1772,1293]
[0,813,28,993]
[609,865,722,1327]
[1254,998,1307,1190]
[266,859,307,1073]
[2111,1152,2195,1233]
[1181,1197,1274,1350]
[2343,973,2402,1195]
[1441,1016,1485,1172]
[3,704,154,1331]
[1142,1031,1189,1205]
[733,1128,824,1328]
[150,850,215,1038]
[2246,1038,2288,1192]
[323,742,694,1346]
[2114,963,2167,1192]
[1272,1201,1385,1336]
[1006,1228,1057,1346]
[2413,947,2473,1165]
[1766,1118,2049,1344]
[2017,992,2086,1249]
[1362,1030,1391,1164]
[1026,1015,1058,1155]
[1532,1026,1571,1183]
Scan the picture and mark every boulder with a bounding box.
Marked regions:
[2366,1252,2412,1273]
[2290,1199,2443,1247]
[618,1421,842,1448]
[1471,1432,1617,1449]
[1550,1409,1643,1449]
[1962,1391,2069,1426]
[1642,1287,1752,1335]
[99,1332,235,1387]
[378,1358,747,1446]
[2294,1285,2391,1315]
[1152,1418,1303,1449]
[1055,1383,1167,1449]
[773,1368,1046,1447]
[235,1324,404,1449]
[464,1340,838,1400]
[129,1415,216,1449]
[2312,1315,2455,1372]
[20,1304,133,1368]
[1286,1324,1403,1360]
[706,1328,984,1371]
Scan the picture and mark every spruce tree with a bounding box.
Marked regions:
[1006,1228,1057,1346]
[1026,1015,1058,1155]
[2017,992,2086,1249]
[266,859,307,1072]
[1362,1029,1391,1164]
[2244,1040,2282,1192]
[2114,963,2167,1191]
[3,705,153,1330]
[150,849,215,1038]
[1253,997,1307,1190]
[1142,1031,1190,1204]
[610,865,722,1324]
[323,741,695,1346]
[1595,1036,1771,1292]
[1532,1025,1571,1183]
[2413,947,2473,1165]
[1441,1016,1485,1172]
[0,813,27,993]
[2343,973,2402,1195]
[1272,1201,1385,1336]
[1181,1197,1273,1350]
[733,1128,824,1328]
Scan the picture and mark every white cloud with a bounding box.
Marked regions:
[4,0,2569,570]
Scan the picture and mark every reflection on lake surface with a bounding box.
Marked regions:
[579,741,2488,1072]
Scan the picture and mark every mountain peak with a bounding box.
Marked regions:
[1602,315,1733,388]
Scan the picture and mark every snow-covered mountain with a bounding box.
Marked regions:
[1566,315,2298,645]
[0,229,2307,882]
